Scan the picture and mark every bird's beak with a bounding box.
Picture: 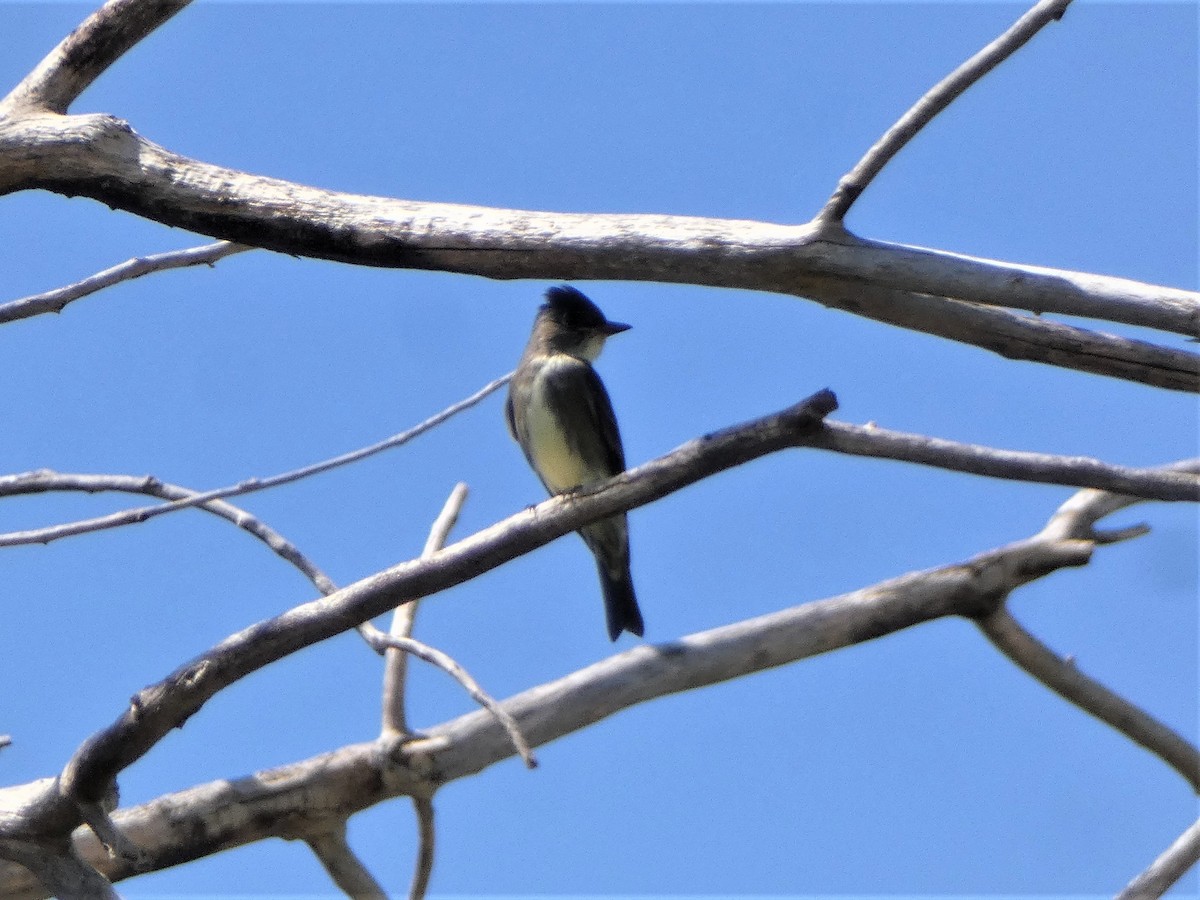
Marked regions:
[603,321,631,336]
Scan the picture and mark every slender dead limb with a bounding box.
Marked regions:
[799,233,1200,338]
[1115,817,1200,900]
[813,424,1200,501]
[381,484,470,737]
[0,375,509,549]
[817,0,1073,223]
[978,608,1199,792]
[976,471,1200,793]
[1,388,1193,554]
[408,797,435,900]
[0,241,251,325]
[0,472,337,594]
[1037,459,1200,542]
[376,632,535,770]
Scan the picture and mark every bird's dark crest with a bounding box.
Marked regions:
[542,285,608,331]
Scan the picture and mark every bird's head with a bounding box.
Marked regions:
[536,286,631,361]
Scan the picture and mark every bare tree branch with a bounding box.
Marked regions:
[381,484,471,737]
[52,389,837,811]
[795,276,1198,392]
[0,742,432,898]
[408,797,435,900]
[302,824,387,900]
[817,0,1073,223]
[813,424,1200,501]
[0,478,1141,896]
[1,386,1193,554]
[1,113,1195,388]
[978,608,1199,792]
[799,233,1199,338]
[0,472,337,594]
[73,799,144,868]
[1116,817,1200,900]
[0,373,509,549]
[375,632,534,771]
[0,0,192,115]
[0,837,118,900]
[975,466,1200,793]
[0,241,250,325]
[1038,459,1200,543]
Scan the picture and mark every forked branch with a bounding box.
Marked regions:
[3,471,1188,897]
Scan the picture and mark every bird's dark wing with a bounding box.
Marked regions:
[504,390,518,443]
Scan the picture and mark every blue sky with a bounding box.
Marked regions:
[0,2,1196,897]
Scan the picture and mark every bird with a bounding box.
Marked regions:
[505,285,644,641]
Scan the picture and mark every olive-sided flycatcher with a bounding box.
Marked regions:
[505,286,644,641]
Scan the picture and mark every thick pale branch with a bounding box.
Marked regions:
[0,838,118,900]
[0,505,1110,897]
[0,0,191,115]
[809,233,1199,338]
[0,241,250,325]
[0,114,1194,390]
[818,0,1073,222]
[0,743,428,899]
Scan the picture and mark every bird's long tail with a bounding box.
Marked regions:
[599,561,644,641]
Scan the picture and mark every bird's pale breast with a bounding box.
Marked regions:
[525,357,595,493]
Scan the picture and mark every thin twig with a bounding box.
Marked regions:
[0,472,337,594]
[817,0,1073,223]
[978,608,1199,792]
[409,797,435,900]
[303,823,387,900]
[377,632,535,770]
[0,241,251,325]
[381,483,470,737]
[0,374,510,549]
[1116,816,1200,900]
